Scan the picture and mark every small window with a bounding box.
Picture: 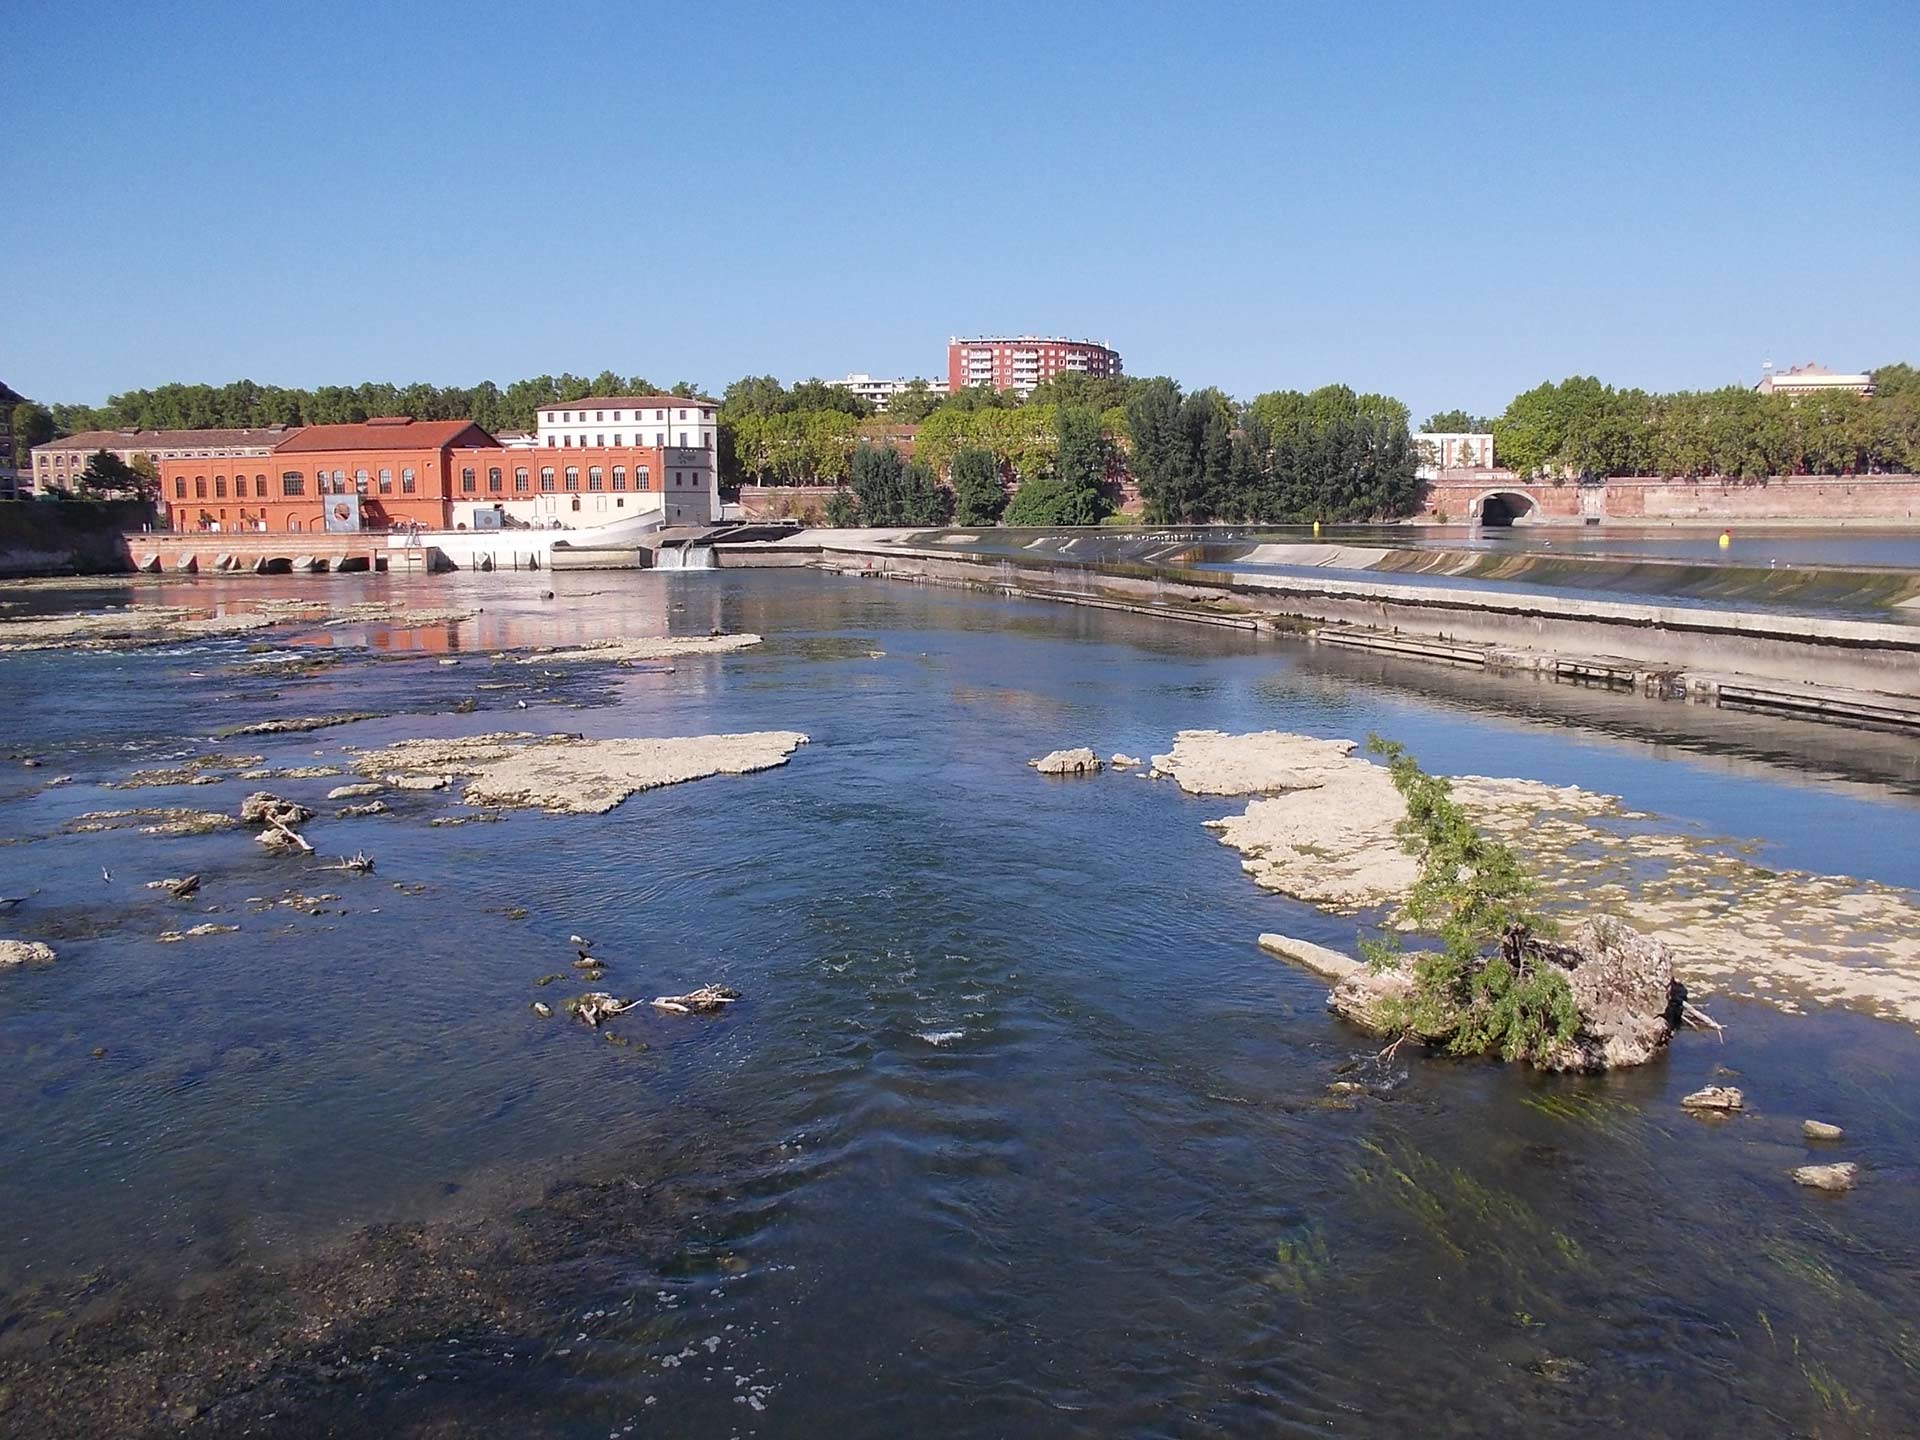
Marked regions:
[379,467,393,493]
[540,468,555,491]
[677,409,687,420]
[564,467,579,491]
[613,411,623,422]
[514,468,529,493]
[461,467,477,494]
[488,467,502,492]
[612,466,626,490]
[588,466,603,490]
[563,435,573,447]
[594,410,603,422]
[595,434,604,446]
[282,471,305,496]
[613,434,623,446]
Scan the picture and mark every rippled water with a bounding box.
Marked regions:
[2,570,1917,1437]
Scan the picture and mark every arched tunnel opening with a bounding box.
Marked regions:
[1477,491,1537,527]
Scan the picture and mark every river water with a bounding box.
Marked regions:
[2,570,1917,1437]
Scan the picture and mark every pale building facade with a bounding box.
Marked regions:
[34,426,292,495]
[1413,432,1496,478]
[532,395,718,522]
[833,374,948,411]
[1754,363,1874,398]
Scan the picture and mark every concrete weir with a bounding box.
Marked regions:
[716,533,1920,732]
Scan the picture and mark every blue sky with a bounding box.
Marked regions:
[9,0,1917,422]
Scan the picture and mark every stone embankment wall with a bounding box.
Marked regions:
[734,487,844,524]
[1416,472,1920,526]
[0,501,149,576]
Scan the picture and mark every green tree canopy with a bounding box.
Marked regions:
[948,445,1006,525]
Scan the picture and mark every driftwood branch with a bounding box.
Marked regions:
[1680,1000,1725,1039]
[267,814,314,853]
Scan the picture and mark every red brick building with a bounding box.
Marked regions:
[157,416,709,534]
[947,336,1122,396]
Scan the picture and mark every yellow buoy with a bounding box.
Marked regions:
[1719,529,1732,549]
[1312,520,1322,536]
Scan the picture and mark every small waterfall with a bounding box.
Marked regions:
[656,545,713,571]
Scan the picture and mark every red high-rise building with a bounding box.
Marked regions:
[947,336,1122,396]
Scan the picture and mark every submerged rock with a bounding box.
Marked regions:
[352,730,809,815]
[221,713,384,738]
[0,940,56,968]
[240,792,314,827]
[1792,1162,1859,1192]
[1031,747,1102,776]
[1681,1086,1745,1111]
[327,783,383,800]
[157,923,241,943]
[517,634,763,665]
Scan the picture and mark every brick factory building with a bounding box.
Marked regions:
[157,396,719,535]
[946,337,1121,396]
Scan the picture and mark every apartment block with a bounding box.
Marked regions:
[946,337,1122,396]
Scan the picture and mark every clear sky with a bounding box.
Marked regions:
[9,0,1917,423]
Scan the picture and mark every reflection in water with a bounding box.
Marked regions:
[1,569,1917,1437]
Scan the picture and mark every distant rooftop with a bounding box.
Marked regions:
[535,395,716,412]
[36,426,295,451]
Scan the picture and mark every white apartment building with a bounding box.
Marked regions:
[1413,432,1496,478]
[1754,363,1875,398]
[833,373,948,411]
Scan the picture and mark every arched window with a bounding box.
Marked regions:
[400,468,416,494]
[194,476,207,499]
[612,466,626,490]
[564,467,579,491]
[570,495,581,511]
[281,471,305,496]
[514,468,529,493]
[636,467,650,491]
[174,478,186,498]
[379,468,393,494]
[540,468,555,492]
[461,467,477,494]
[355,468,370,493]
[588,466,603,490]
[214,475,228,497]
[488,467,502,492]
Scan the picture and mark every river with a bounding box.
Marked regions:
[1,569,1916,1437]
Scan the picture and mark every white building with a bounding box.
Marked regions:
[1413,432,1496,478]
[1754,363,1875,398]
[531,394,720,525]
[833,373,948,411]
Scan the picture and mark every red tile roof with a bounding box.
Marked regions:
[273,419,496,453]
[534,395,716,412]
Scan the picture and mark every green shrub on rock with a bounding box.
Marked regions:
[1360,737,1579,1063]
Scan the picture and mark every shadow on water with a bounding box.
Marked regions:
[1,569,1917,1437]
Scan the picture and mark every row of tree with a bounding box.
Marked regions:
[35,373,704,439]
[1488,366,1920,480]
[1127,382,1420,524]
